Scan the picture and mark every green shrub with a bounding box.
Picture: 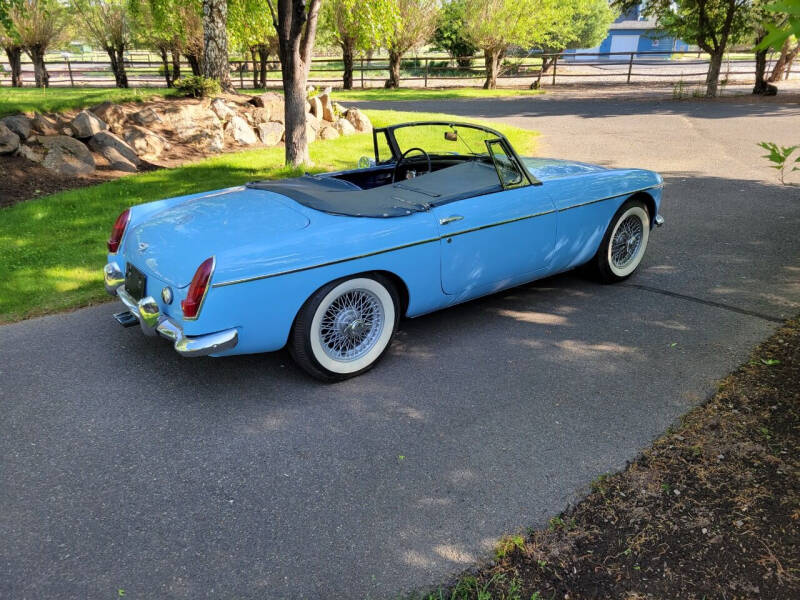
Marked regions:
[174,75,221,98]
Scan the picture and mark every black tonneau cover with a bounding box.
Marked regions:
[246,161,502,218]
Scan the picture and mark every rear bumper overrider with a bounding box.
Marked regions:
[104,262,238,357]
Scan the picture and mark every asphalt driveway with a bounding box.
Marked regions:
[2,94,799,599]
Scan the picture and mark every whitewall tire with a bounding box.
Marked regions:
[290,274,399,381]
[593,199,650,283]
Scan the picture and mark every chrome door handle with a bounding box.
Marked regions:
[439,215,464,226]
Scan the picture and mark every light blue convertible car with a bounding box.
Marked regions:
[104,121,663,380]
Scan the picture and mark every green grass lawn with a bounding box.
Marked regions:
[0,109,537,324]
[0,87,178,117]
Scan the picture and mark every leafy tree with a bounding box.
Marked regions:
[539,0,616,74]
[618,0,754,97]
[72,0,132,88]
[128,0,203,82]
[9,0,65,87]
[202,0,232,90]
[228,0,278,89]
[384,0,438,88]
[0,0,24,86]
[266,0,323,165]
[432,0,478,67]
[463,0,576,89]
[319,0,395,89]
[756,0,800,49]
[768,35,799,81]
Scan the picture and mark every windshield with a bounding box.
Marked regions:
[391,123,500,158]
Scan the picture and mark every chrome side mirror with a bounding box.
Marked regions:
[357,156,376,169]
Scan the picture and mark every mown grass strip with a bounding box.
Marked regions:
[0,87,178,117]
[0,110,537,323]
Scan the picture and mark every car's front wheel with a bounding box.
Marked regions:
[592,198,651,283]
[289,274,399,381]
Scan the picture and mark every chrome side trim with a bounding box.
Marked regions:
[557,184,664,213]
[446,208,555,238]
[212,237,441,288]
[212,185,663,289]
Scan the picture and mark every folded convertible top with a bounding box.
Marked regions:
[247,161,502,218]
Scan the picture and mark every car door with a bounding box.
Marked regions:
[433,140,557,296]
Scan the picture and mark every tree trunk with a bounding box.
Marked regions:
[705,50,724,97]
[752,45,769,95]
[186,53,202,76]
[768,40,800,83]
[107,45,129,88]
[28,45,49,88]
[483,48,501,89]
[4,46,22,87]
[342,40,354,90]
[366,48,374,64]
[457,56,472,68]
[541,55,556,74]
[257,44,268,89]
[171,48,182,81]
[385,50,401,88]
[159,48,173,87]
[280,45,309,166]
[251,47,258,88]
[202,0,232,90]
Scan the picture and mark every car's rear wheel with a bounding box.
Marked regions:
[592,199,650,283]
[289,274,399,381]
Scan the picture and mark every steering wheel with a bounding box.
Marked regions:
[392,147,432,183]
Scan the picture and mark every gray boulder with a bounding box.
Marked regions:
[2,115,32,140]
[345,108,372,132]
[163,103,224,152]
[249,92,284,123]
[130,106,162,126]
[122,125,168,160]
[309,96,323,120]
[210,98,236,122]
[32,113,59,136]
[91,102,127,134]
[318,124,340,140]
[319,93,335,122]
[257,122,284,146]
[0,122,20,154]
[88,131,141,165]
[225,115,258,146]
[38,135,96,176]
[17,144,43,163]
[334,117,356,136]
[97,146,138,172]
[71,110,107,139]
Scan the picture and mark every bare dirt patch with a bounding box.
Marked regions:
[427,316,800,599]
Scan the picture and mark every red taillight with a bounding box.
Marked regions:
[107,208,130,253]
[181,257,215,320]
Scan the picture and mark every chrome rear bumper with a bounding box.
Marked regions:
[105,262,237,357]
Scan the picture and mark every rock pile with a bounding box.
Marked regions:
[0,88,372,177]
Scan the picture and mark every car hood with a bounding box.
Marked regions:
[521,157,609,181]
[124,187,310,287]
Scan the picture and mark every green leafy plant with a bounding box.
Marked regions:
[174,75,222,98]
[758,141,800,184]
[494,534,526,559]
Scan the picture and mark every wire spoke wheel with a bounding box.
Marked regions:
[596,200,651,283]
[319,289,385,361]
[610,214,644,269]
[292,275,399,380]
